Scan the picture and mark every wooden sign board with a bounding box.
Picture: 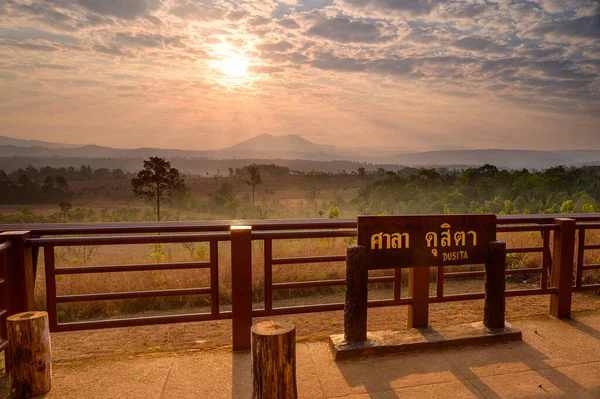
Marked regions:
[357,214,496,269]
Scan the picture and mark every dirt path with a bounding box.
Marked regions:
[48,280,600,362]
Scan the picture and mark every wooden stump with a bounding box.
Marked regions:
[251,321,297,399]
[7,311,52,399]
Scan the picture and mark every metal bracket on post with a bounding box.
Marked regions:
[231,225,252,350]
[484,240,506,329]
[344,245,367,343]
[550,218,576,319]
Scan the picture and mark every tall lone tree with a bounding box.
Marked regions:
[131,157,186,221]
[243,165,262,207]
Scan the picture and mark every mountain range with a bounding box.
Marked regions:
[0,134,599,171]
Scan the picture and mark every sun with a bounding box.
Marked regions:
[218,56,248,78]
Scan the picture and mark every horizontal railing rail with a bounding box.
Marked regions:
[0,214,597,349]
[1,213,598,236]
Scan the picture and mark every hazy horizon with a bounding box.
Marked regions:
[1,0,599,151]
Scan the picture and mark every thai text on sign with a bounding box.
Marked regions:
[357,215,496,269]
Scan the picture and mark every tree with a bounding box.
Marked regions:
[42,176,54,192]
[54,176,69,192]
[58,200,72,221]
[560,199,574,214]
[131,157,186,221]
[243,165,262,207]
[328,206,342,219]
[209,183,237,212]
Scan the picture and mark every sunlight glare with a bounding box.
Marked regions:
[219,56,248,78]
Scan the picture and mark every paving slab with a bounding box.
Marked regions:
[308,341,465,397]
[512,314,600,365]
[341,381,484,399]
[47,354,173,399]
[468,367,600,399]
[440,340,557,379]
[160,343,322,399]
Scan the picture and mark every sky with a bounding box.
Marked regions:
[0,0,598,151]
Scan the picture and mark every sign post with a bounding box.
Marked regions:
[357,214,496,330]
[344,246,367,343]
[331,214,521,360]
[484,241,507,329]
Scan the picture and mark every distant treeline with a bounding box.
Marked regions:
[355,165,600,215]
[0,174,72,204]
[0,156,409,176]
[2,165,134,182]
[231,164,290,177]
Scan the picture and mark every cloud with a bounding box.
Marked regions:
[277,18,300,29]
[527,15,600,40]
[115,33,185,49]
[338,0,445,16]
[256,41,294,52]
[77,0,154,20]
[84,13,115,26]
[533,60,594,80]
[248,16,272,26]
[536,0,597,14]
[486,84,508,91]
[1,41,58,52]
[452,36,510,53]
[480,57,525,73]
[521,78,592,91]
[169,1,227,21]
[403,28,437,44]
[94,43,126,56]
[310,52,420,78]
[441,3,492,19]
[515,44,563,59]
[306,17,395,43]
[0,27,78,45]
[13,1,73,26]
[248,65,284,74]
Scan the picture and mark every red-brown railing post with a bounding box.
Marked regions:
[0,245,10,372]
[44,245,58,332]
[0,231,35,315]
[408,266,430,328]
[550,218,576,319]
[231,226,253,350]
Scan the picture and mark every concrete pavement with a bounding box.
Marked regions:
[3,310,600,398]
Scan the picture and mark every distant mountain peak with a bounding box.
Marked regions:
[223,134,328,153]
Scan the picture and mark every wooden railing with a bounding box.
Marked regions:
[0,213,598,350]
[0,241,11,358]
